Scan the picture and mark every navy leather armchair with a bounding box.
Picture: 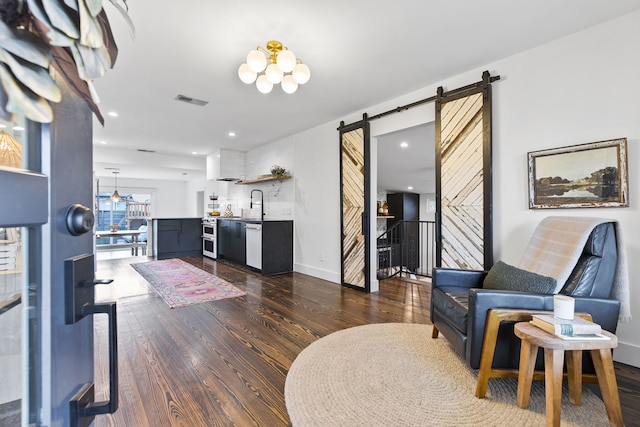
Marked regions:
[430,222,621,373]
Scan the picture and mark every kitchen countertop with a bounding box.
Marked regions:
[216,217,293,223]
[152,217,203,220]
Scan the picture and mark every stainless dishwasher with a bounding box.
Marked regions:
[245,223,262,270]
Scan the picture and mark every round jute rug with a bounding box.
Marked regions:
[285,323,611,427]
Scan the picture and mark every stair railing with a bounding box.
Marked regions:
[376,220,436,280]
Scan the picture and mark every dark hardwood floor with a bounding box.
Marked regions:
[94,255,639,426]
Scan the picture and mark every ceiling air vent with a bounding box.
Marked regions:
[137,149,156,153]
[174,94,209,107]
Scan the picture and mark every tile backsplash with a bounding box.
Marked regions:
[209,138,295,219]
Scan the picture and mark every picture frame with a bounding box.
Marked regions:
[528,138,628,209]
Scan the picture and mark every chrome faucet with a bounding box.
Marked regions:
[250,189,264,220]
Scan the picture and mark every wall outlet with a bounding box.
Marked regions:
[320,252,325,262]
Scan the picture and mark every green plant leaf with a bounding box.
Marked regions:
[0,63,53,123]
[67,44,87,79]
[78,0,104,48]
[0,21,51,68]
[0,49,61,102]
[63,0,80,11]
[83,0,103,17]
[0,0,126,124]
[27,0,75,47]
[0,84,13,122]
[73,44,109,79]
[97,9,118,66]
[49,45,104,125]
[108,0,136,39]
[42,0,80,39]
[94,42,112,70]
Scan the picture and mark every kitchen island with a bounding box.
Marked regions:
[217,218,293,275]
[152,218,202,259]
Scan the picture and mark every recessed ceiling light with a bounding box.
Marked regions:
[191,151,198,155]
[0,124,6,128]
[400,142,408,148]
[13,126,24,131]
[108,111,119,117]
[408,186,413,190]
[100,140,107,144]
[228,131,236,137]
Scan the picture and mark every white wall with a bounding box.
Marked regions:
[203,137,296,219]
[294,123,342,282]
[186,177,205,217]
[230,137,296,219]
[420,194,436,222]
[289,10,640,366]
[489,10,640,366]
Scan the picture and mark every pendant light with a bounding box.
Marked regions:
[111,171,122,202]
[0,130,22,168]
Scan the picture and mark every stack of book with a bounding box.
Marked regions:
[530,314,610,340]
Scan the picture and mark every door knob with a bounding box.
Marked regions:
[66,204,95,236]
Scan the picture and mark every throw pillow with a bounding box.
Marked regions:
[483,261,557,293]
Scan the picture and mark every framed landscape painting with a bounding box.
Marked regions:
[528,138,628,209]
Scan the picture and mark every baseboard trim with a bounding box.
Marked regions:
[294,263,340,284]
[613,340,640,368]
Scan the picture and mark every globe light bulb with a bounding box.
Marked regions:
[281,74,298,94]
[246,50,267,73]
[265,63,284,84]
[238,63,257,84]
[256,74,273,93]
[292,63,311,84]
[276,49,297,73]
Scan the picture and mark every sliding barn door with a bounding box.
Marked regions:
[435,72,493,270]
[339,119,370,291]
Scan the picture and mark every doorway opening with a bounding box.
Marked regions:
[375,123,436,282]
[95,191,151,259]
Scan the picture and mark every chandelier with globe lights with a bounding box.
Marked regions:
[238,40,311,94]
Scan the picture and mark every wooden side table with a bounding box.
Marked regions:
[514,321,623,427]
[475,309,595,398]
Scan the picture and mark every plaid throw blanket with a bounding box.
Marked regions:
[518,216,631,322]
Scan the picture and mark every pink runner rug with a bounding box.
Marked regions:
[131,258,245,308]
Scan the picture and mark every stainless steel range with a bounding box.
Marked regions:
[202,217,217,259]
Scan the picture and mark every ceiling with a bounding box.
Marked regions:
[377,124,434,195]
[92,0,640,189]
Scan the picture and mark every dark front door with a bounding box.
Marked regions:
[0,81,116,425]
[0,116,48,426]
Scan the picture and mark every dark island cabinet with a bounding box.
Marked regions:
[153,218,202,259]
[217,219,246,265]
